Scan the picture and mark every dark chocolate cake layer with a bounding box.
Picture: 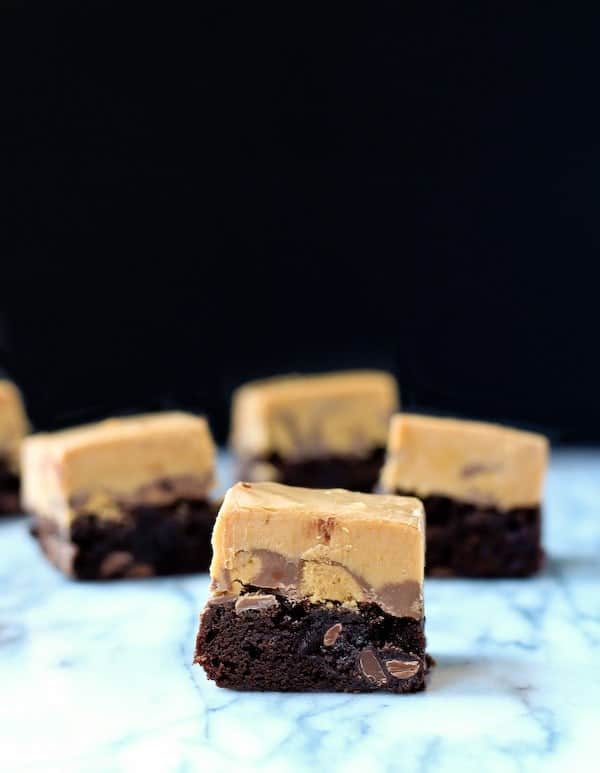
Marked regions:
[195,591,427,693]
[397,489,542,577]
[31,498,217,579]
[239,447,385,492]
[0,459,20,515]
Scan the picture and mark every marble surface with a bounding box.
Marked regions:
[1,450,599,773]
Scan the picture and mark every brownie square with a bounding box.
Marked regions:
[379,414,548,577]
[230,371,398,492]
[23,411,218,578]
[195,481,429,693]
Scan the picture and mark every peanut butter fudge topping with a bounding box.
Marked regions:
[22,412,216,524]
[210,481,424,619]
[0,380,29,472]
[230,370,398,460]
[379,414,549,510]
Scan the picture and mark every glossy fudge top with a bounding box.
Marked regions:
[22,412,216,524]
[379,414,549,510]
[0,380,29,472]
[210,481,424,619]
[230,370,398,459]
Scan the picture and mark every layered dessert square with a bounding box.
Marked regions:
[379,414,549,577]
[0,380,29,515]
[230,370,398,492]
[195,481,428,693]
[23,412,218,579]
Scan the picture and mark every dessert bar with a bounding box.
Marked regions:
[0,380,29,514]
[379,414,549,577]
[230,370,398,492]
[195,481,428,692]
[24,412,218,579]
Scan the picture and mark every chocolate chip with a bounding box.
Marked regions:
[251,549,299,588]
[323,623,342,647]
[99,551,134,578]
[385,658,421,679]
[358,648,387,685]
[234,594,279,613]
[207,594,238,606]
[241,482,252,489]
[377,580,423,619]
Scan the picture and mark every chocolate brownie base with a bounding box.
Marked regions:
[0,459,20,515]
[239,447,385,492]
[31,498,217,579]
[396,489,542,577]
[195,591,427,692]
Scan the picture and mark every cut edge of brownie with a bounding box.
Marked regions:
[395,489,543,578]
[195,590,429,693]
[237,446,386,492]
[30,497,218,579]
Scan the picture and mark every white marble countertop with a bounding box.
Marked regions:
[1,450,598,773]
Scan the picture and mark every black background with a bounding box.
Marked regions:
[3,6,599,443]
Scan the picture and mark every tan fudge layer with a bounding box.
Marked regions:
[0,380,29,472]
[22,412,216,525]
[210,481,424,619]
[379,414,549,510]
[230,371,399,465]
